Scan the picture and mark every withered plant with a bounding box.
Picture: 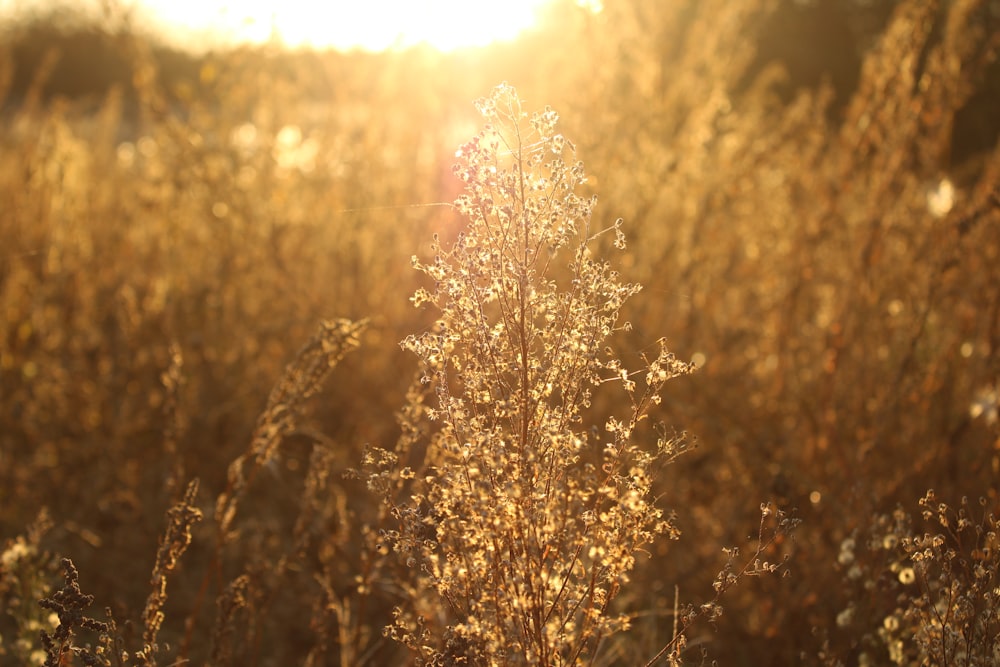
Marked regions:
[366,84,696,665]
[825,491,1000,667]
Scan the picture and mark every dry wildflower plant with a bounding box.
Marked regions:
[0,511,60,665]
[363,84,791,665]
[30,480,201,667]
[825,492,1000,667]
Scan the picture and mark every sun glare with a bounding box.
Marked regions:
[130,0,555,52]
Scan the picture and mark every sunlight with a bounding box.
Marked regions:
[134,0,555,52]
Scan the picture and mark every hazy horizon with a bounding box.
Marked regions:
[0,0,562,53]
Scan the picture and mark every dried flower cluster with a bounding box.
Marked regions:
[826,492,1000,666]
[366,84,695,665]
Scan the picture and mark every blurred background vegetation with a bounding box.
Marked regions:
[2,0,999,664]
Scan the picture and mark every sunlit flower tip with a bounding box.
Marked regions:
[888,641,905,663]
[0,539,31,567]
[926,178,955,218]
[969,386,999,424]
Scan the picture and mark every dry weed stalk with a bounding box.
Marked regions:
[139,479,202,661]
[38,558,111,667]
[214,318,367,540]
[180,319,367,658]
[36,480,201,667]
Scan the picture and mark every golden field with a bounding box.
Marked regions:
[2,1,1000,664]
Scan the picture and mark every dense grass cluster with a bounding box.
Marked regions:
[2,0,1000,664]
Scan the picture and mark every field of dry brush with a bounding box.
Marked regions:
[2,1,1000,664]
